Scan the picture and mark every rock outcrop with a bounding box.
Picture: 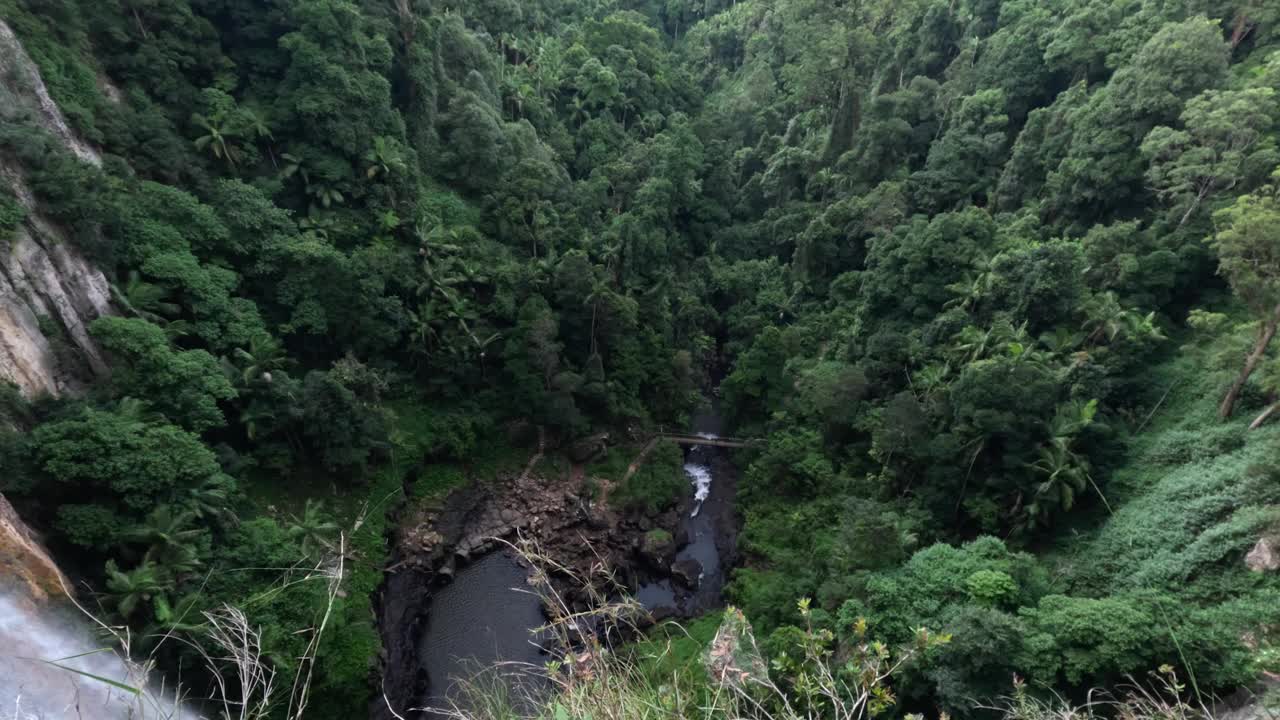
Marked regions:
[0,492,69,603]
[0,19,112,398]
[0,21,101,167]
[1245,537,1278,572]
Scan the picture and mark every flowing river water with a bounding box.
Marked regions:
[409,402,736,715]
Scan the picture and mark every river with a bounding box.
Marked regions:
[377,402,737,718]
[637,401,735,614]
[416,551,547,713]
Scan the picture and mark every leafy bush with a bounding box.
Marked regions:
[612,440,688,512]
[1018,594,1165,685]
[965,569,1020,607]
[0,190,24,241]
[33,407,229,509]
[1144,425,1245,466]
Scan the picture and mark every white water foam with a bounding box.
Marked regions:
[686,463,713,517]
[0,594,200,719]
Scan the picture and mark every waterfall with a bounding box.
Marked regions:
[687,462,713,517]
[687,431,718,517]
[0,594,200,719]
[1,495,200,719]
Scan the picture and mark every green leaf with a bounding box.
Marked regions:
[22,658,141,696]
[1081,398,1099,424]
[154,595,172,623]
[48,647,116,663]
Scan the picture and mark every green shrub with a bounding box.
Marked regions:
[1018,594,1163,686]
[54,504,126,549]
[0,191,24,241]
[852,536,1052,642]
[612,440,687,512]
[1144,424,1245,466]
[1071,437,1280,594]
[965,569,1019,607]
[411,462,467,501]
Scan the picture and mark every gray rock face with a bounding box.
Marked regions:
[0,20,112,397]
[0,21,101,167]
[671,557,702,589]
[1245,537,1278,572]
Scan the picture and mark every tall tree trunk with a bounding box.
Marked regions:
[1249,400,1279,430]
[1220,304,1280,419]
[588,301,599,358]
[1230,10,1255,49]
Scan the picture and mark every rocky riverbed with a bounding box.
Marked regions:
[374,436,738,719]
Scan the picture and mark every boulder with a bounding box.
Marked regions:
[672,557,702,589]
[639,528,675,570]
[1245,537,1278,572]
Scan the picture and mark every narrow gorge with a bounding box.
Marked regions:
[2,1,1279,719]
[377,402,740,717]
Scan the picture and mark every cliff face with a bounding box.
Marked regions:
[0,492,69,602]
[0,19,112,398]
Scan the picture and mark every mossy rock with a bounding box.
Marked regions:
[644,528,674,550]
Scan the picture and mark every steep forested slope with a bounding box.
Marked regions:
[0,0,1278,717]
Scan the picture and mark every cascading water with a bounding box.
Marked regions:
[687,462,713,517]
[1,495,198,719]
[0,593,199,720]
[636,400,736,615]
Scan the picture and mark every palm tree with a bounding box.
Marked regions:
[110,271,180,324]
[183,477,238,528]
[104,560,171,621]
[227,335,288,388]
[1038,326,1085,354]
[1024,443,1089,527]
[470,331,501,375]
[1047,398,1099,441]
[239,107,276,167]
[298,213,338,239]
[1080,292,1163,347]
[239,108,273,142]
[280,151,305,180]
[307,179,344,210]
[114,396,164,426]
[288,499,339,558]
[569,95,590,127]
[280,152,344,209]
[121,505,203,572]
[1022,397,1106,529]
[944,267,995,313]
[139,593,207,649]
[238,400,278,442]
[408,298,445,356]
[949,325,996,363]
[911,363,951,402]
[364,136,407,180]
[192,113,240,167]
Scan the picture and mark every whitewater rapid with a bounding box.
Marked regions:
[0,593,200,719]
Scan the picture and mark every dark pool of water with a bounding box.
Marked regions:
[419,551,547,711]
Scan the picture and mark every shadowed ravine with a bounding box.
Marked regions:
[395,401,738,717]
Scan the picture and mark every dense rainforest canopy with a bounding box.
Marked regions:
[2,0,1280,717]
